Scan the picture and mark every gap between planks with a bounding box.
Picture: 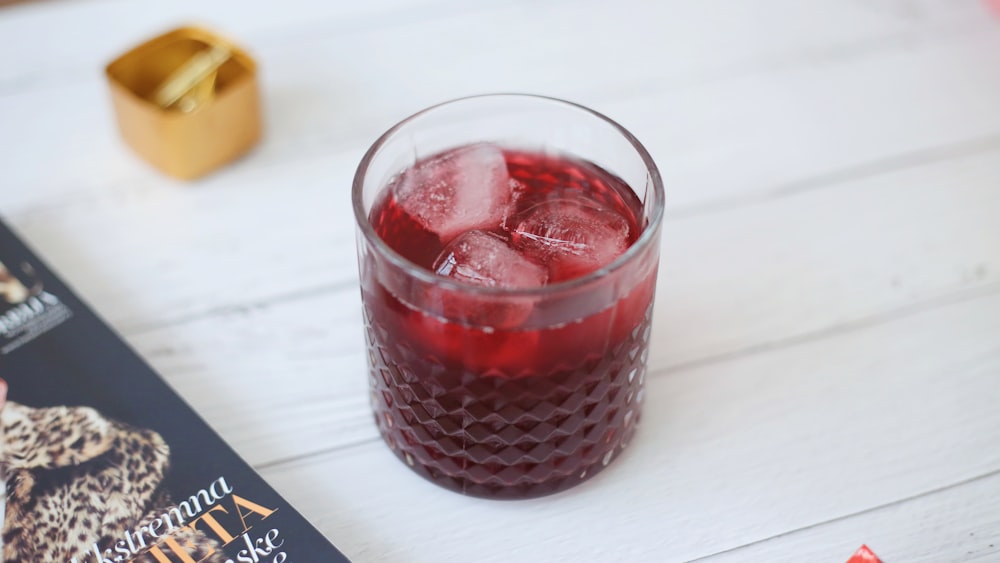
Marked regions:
[121,278,358,335]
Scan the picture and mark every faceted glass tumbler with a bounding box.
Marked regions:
[352,94,664,499]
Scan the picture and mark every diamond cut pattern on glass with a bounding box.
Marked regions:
[366,305,652,498]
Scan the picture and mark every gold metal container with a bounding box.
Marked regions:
[105,26,262,180]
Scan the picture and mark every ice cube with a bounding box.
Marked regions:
[427,230,547,328]
[394,144,513,242]
[511,198,631,282]
[434,230,547,289]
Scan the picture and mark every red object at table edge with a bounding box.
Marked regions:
[846,544,882,563]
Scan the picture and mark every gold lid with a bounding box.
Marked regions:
[106,26,262,180]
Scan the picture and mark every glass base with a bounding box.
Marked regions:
[367,310,651,500]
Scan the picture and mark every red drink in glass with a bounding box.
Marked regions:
[354,96,664,499]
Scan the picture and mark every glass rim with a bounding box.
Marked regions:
[352,93,665,298]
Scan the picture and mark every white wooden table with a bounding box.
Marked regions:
[3,1,999,561]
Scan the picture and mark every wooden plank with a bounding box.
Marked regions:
[253,293,1000,562]
[648,147,1000,373]
[0,0,983,93]
[699,470,1000,562]
[0,0,480,93]
[126,145,1000,468]
[600,28,1000,214]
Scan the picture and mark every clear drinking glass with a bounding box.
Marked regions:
[353,94,664,499]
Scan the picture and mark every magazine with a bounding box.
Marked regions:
[0,219,350,563]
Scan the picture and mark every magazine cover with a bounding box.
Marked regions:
[0,219,350,563]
